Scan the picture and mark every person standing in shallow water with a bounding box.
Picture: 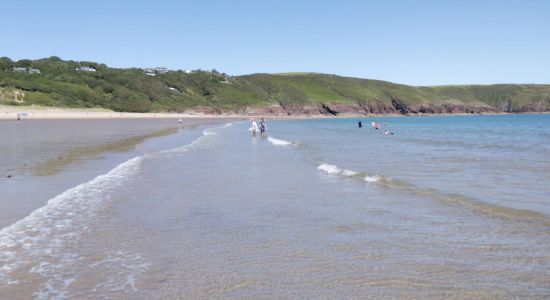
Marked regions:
[251,118,258,137]
[260,118,267,135]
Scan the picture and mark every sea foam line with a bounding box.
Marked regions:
[0,123,234,296]
[316,162,548,223]
[158,122,231,155]
[267,136,295,146]
[317,163,381,182]
[0,155,143,294]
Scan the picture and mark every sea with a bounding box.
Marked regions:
[0,115,549,299]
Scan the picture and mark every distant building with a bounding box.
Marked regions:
[29,68,41,74]
[75,66,96,72]
[142,67,172,76]
[168,87,180,92]
[13,67,27,72]
[184,69,191,74]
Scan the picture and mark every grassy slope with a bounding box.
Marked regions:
[1,57,549,113]
[241,73,550,111]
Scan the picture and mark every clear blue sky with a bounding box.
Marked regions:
[2,0,549,85]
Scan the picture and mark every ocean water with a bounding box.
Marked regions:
[0,115,549,299]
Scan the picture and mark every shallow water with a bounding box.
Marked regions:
[1,115,549,299]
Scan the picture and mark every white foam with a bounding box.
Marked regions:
[0,156,144,296]
[267,136,293,146]
[342,169,359,176]
[318,163,342,174]
[89,250,149,294]
[317,163,357,177]
[159,123,230,155]
[364,175,381,183]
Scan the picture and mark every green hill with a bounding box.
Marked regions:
[1,56,549,114]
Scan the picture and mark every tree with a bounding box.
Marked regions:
[15,59,33,68]
[0,57,13,71]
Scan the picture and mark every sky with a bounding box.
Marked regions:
[1,0,549,85]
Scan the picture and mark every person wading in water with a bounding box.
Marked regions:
[260,118,267,135]
[251,118,258,137]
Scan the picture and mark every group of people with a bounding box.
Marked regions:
[250,118,267,136]
[357,120,394,135]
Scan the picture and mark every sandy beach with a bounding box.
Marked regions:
[0,105,237,120]
[0,105,348,120]
[2,104,534,121]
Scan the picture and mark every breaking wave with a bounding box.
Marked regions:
[267,136,295,147]
[315,161,548,223]
[0,156,145,297]
[317,163,358,176]
[0,123,233,297]
[317,163,384,183]
[158,123,232,155]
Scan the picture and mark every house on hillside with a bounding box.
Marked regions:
[142,67,171,75]
[29,68,41,74]
[12,67,27,72]
[75,66,96,72]
[142,68,156,76]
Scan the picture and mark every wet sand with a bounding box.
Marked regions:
[0,118,234,228]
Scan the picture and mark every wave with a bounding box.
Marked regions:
[0,124,229,296]
[158,123,230,155]
[267,136,295,147]
[317,163,386,183]
[316,162,548,223]
[263,131,548,222]
[219,122,233,129]
[0,156,144,296]
[317,163,358,176]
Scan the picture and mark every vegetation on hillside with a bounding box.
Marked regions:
[1,57,549,113]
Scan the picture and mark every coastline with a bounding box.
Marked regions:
[0,117,233,228]
[2,104,545,121]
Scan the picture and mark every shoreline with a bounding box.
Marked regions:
[1,105,548,120]
[0,117,232,228]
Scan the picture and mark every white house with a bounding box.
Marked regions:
[76,66,96,72]
[29,68,41,74]
[13,67,26,72]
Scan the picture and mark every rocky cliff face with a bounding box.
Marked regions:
[231,100,549,116]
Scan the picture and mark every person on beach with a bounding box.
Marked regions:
[260,118,267,135]
[178,118,183,128]
[251,118,258,137]
[358,121,362,128]
[372,122,380,129]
